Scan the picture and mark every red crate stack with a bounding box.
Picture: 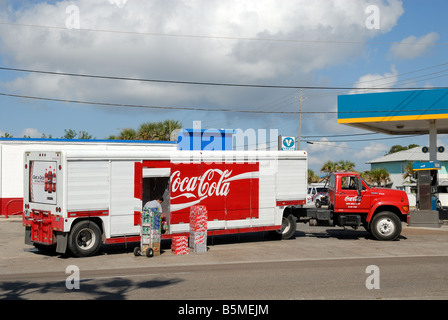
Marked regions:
[171,236,189,255]
[189,205,208,253]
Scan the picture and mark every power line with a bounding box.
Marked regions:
[0,92,299,114]
[2,21,448,46]
[3,91,448,115]
[1,66,447,90]
[302,133,380,138]
[305,135,419,143]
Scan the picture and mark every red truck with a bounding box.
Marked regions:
[287,172,409,241]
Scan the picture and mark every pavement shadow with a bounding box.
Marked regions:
[0,276,183,300]
[296,227,407,241]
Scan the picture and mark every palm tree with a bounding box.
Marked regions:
[320,160,336,177]
[403,161,416,182]
[367,168,391,187]
[137,122,158,140]
[336,160,356,172]
[308,169,319,184]
[118,128,137,140]
[137,120,182,141]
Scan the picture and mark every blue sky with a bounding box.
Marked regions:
[0,0,448,172]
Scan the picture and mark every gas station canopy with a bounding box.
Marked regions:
[338,88,448,162]
[337,88,448,135]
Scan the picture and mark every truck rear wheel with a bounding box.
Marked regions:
[68,220,102,257]
[370,212,401,241]
[271,213,296,239]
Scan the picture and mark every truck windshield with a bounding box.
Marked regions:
[29,160,57,205]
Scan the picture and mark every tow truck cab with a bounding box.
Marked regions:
[296,172,409,241]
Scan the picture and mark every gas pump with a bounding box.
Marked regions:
[409,161,441,228]
[413,161,440,211]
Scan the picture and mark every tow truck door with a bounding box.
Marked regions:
[334,175,371,213]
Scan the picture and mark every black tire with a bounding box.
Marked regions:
[271,214,297,240]
[315,200,321,208]
[146,248,154,258]
[370,212,402,241]
[134,246,141,256]
[68,220,102,257]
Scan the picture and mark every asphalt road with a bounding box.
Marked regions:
[1,216,448,301]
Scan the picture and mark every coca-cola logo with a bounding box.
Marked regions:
[170,167,259,213]
[171,169,231,198]
[345,196,361,202]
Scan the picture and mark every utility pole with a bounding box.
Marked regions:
[297,89,303,150]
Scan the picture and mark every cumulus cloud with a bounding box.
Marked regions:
[355,141,389,159]
[350,65,398,94]
[390,32,439,60]
[0,0,404,108]
[21,128,43,138]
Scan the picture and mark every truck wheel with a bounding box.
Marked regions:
[68,220,102,257]
[273,214,296,240]
[370,212,401,241]
[315,200,321,208]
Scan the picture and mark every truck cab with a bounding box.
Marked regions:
[296,172,409,241]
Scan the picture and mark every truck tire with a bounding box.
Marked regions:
[370,211,402,241]
[315,199,321,208]
[68,220,102,257]
[271,213,296,240]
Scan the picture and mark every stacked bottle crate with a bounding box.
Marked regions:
[189,205,208,253]
[141,207,162,256]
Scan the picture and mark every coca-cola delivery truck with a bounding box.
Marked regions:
[23,150,409,257]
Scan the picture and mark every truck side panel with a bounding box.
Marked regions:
[110,161,140,237]
[67,161,109,211]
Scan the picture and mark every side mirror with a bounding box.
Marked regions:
[357,178,363,195]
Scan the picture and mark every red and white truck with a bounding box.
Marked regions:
[22,150,409,257]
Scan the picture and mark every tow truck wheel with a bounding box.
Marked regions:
[68,220,102,257]
[370,212,401,241]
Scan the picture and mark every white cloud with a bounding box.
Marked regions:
[355,141,389,159]
[350,65,398,94]
[390,32,439,60]
[21,128,43,138]
[0,0,404,108]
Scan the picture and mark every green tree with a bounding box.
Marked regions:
[364,168,391,187]
[1,132,13,138]
[335,160,356,172]
[320,160,336,177]
[308,169,319,184]
[386,144,420,155]
[403,161,416,181]
[41,133,53,139]
[62,129,93,140]
[137,120,182,141]
[118,128,137,140]
[78,131,93,140]
[62,129,77,139]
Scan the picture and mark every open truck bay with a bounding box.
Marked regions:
[23,150,409,257]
